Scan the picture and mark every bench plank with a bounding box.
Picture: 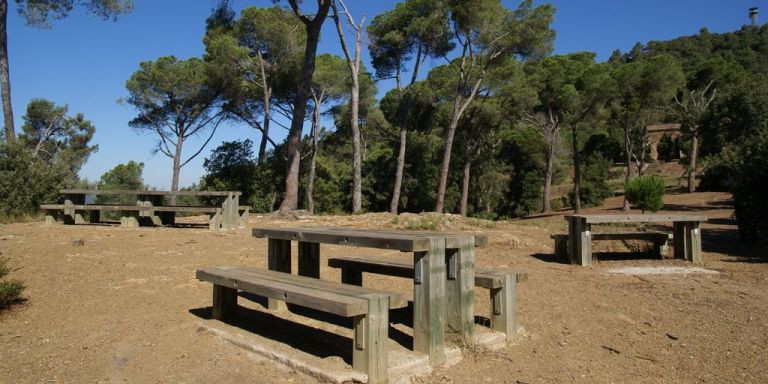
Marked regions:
[327,255,528,341]
[197,267,370,317]
[216,266,408,309]
[328,255,527,289]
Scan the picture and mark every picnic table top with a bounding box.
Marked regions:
[60,189,242,197]
[251,226,486,252]
[567,214,707,224]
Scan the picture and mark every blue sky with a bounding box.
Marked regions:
[6,0,765,189]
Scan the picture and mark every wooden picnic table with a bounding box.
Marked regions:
[44,189,246,230]
[566,214,707,266]
[251,226,485,367]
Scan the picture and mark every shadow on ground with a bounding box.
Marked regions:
[189,293,418,363]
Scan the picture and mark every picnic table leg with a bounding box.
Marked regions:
[353,294,389,384]
[413,237,446,366]
[490,274,518,340]
[212,284,237,319]
[686,222,703,264]
[298,241,320,278]
[220,194,231,230]
[63,199,86,224]
[89,209,100,224]
[267,238,291,311]
[568,216,592,266]
[445,236,475,345]
[673,221,689,260]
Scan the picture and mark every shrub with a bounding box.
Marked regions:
[656,133,681,161]
[570,153,613,208]
[0,142,74,218]
[625,175,666,213]
[0,258,24,309]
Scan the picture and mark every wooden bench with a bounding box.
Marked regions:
[327,255,527,340]
[196,266,407,383]
[551,232,672,260]
[41,203,250,230]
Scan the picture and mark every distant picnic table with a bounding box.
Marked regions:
[41,189,249,230]
[562,214,707,266]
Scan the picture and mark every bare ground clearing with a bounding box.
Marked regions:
[1,192,766,383]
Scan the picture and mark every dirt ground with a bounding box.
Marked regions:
[1,191,766,383]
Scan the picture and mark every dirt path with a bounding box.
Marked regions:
[1,192,766,383]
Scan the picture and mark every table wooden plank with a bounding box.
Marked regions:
[60,189,242,196]
[412,237,446,365]
[252,227,431,252]
[570,214,707,223]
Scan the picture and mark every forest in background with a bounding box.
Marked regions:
[1,0,767,240]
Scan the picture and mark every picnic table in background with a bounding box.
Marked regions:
[251,226,481,367]
[564,214,707,266]
[41,189,248,230]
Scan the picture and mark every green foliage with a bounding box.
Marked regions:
[582,133,623,163]
[570,152,612,208]
[0,257,24,309]
[624,175,666,213]
[99,161,144,190]
[16,0,133,28]
[96,161,145,216]
[18,98,98,174]
[125,55,223,191]
[0,143,73,218]
[0,98,96,218]
[656,133,681,161]
[702,74,768,242]
[200,140,257,205]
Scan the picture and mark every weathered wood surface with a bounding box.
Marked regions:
[412,237,446,365]
[568,214,707,224]
[42,204,220,213]
[565,215,706,266]
[60,189,242,196]
[304,226,488,248]
[197,267,393,383]
[253,226,434,252]
[327,254,527,341]
[214,266,408,309]
[353,294,389,384]
[267,238,291,311]
[327,255,527,290]
[198,267,374,317]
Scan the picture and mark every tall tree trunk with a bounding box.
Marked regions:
[279,9,328,212]
[170,134,184,205]
[390,118,407,213]
[257,88,271,164]
[460,156,471,216]
[543,136,555,213]
[688,131,698,193]
[390,47,422,214]
[623,127,632,211]
[306,95,321,215]
[0,0,13,142]
[571,123,581,212]
[350,75,362,213]
[435,99,463,213]
[331,1,364,213]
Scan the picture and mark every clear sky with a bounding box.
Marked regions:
[6,0,765,189]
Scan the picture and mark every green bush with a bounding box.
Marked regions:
[570,153,613,208]
[656,133,681,161]
[0,143,75,218]
[0,258,24,309]
[625,175,666,213]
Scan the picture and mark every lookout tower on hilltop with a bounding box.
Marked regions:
[750,7,759,27]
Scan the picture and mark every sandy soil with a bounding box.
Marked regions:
[1,191,766,383]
